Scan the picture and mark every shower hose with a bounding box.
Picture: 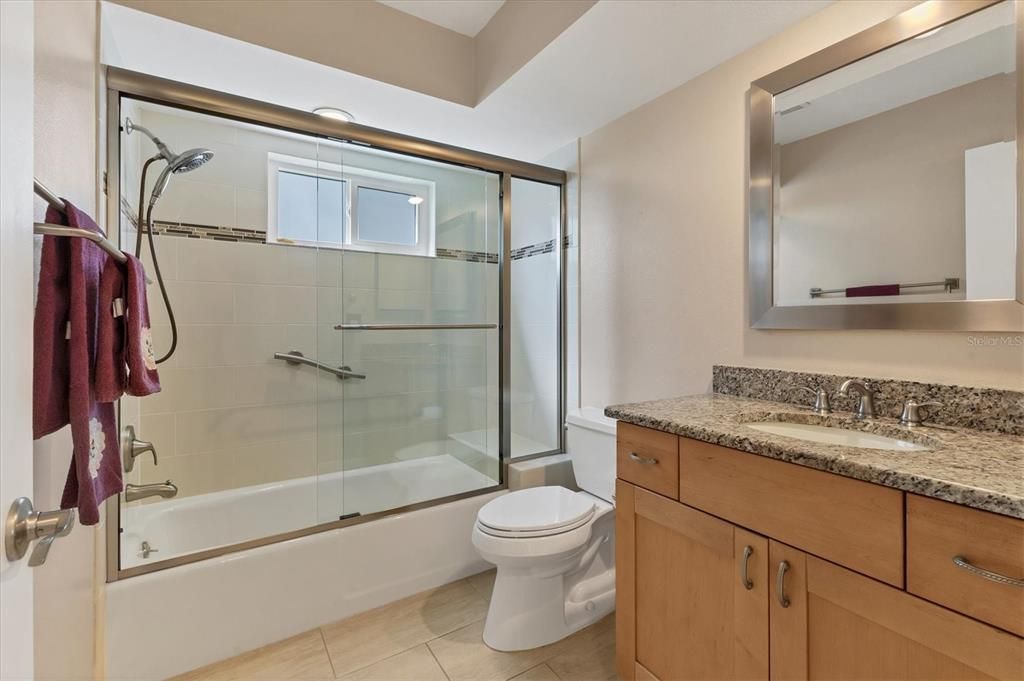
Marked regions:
[135,155,178,364]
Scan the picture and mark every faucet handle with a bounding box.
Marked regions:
[122,425,157,473]
[899,399,942,427]
[797,386,832,415]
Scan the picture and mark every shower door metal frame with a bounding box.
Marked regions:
[103,68,568,582]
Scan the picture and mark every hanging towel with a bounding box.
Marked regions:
[123,254,161,397]
[95,257,127,402]
[33,200,123,526]
[846,284,901,298]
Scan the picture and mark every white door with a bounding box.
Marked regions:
[0,1,36,679]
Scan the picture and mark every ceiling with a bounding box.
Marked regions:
[102,0,831,162]
[376,0,505,37]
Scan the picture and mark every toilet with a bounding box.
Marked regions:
[472,407,617,651]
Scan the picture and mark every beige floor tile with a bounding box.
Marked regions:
[338,644,448,681]
[322,579,488,677]
[546,616,616,681]
[466,568,496,602]
[427,620,567,681]
[510,664,562,681]
[170,629,334,681]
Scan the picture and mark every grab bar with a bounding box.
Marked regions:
[273,351,366,380]
[334,323,497,331]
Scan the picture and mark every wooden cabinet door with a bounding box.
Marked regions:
[616,480,769,681]
[769,541,1024,681]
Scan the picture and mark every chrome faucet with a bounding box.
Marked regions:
[124,481,178,503]
[838,379,877,420]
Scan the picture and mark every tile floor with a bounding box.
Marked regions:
[171,570,616,681]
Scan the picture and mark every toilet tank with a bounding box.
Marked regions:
[566,407,618,504]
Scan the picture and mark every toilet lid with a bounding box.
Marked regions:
[477,487,596,534]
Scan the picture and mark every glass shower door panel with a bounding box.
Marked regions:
[510,178,562,458]
[325,145,501,520]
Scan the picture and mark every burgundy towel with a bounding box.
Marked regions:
[846,284,900,298]
[95,257,127,402]
[33,200,123,525]
[123,254,161,397]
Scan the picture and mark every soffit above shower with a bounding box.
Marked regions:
[101,0,831,161]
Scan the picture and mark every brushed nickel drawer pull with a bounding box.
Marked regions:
[741,545,754,590]
[952,555,1024,588]
[628,452,658,465]
[776,560,791,607]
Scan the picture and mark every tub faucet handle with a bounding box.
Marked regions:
[122,425,157,473]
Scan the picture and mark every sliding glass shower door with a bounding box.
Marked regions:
[314,142,502,523]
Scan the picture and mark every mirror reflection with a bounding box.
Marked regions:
[773,2,1017,307]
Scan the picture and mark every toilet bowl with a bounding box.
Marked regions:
[472,408,617,651]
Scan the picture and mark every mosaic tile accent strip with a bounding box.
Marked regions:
[435,247,498,264]
[712,365,1023,435]
[511,238,555,261]
[150,221,268,244]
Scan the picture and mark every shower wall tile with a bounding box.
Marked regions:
[174,402,317,457]
[234,284,317,324]
[141,367,236,415]
[139,451,235,498]
[139,413,177,457]
[148,281,236,327]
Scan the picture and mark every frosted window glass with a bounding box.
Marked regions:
[277,171,344,244]
[356,186,417,245]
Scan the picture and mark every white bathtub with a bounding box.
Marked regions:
[121,454,497,568]
[106,454,501,680]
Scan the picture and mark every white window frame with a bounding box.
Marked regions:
[267,152,436,256]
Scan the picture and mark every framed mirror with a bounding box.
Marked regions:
[749,0,1023,330]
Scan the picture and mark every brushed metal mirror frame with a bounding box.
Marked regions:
[748,0,1023,330]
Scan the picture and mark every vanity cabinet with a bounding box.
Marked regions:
[616,426,1024,681]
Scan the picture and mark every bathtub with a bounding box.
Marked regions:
[121,453,497,569]
[106,454,502,680]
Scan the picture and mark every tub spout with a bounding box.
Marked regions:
[125,481,178,503]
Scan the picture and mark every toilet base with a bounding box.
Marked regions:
[480,514,616,652]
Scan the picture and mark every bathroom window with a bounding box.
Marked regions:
[267,153,434,256]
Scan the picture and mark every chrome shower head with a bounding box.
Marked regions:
[125,117,214,205]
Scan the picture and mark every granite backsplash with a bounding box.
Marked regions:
[712,365,1023,436]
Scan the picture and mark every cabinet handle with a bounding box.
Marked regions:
[628,452,658,465]
[741,545,754,590]
[776,560,791,607]
[953,555,1024,588]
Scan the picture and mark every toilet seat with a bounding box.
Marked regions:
[476,487,596,538]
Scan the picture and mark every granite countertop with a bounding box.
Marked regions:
[605,393,1024,519]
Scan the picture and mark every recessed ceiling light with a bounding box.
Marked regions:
[914,27,943,40]
[313,107,355,123]
[408,195,425,205]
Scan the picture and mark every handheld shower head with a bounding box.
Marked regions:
[125,117,214,205]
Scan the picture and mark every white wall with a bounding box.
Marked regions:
[32,1,101,679]
[579,0,1023,411]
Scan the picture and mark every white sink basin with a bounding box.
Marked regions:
[743,422,929,451]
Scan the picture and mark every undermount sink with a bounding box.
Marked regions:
[743,421,930,451]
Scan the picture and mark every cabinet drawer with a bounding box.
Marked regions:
[616,422,679,499]
[678,438,904,586]
[907,494,1024,636]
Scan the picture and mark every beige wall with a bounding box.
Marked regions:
[776,73,1016,306]
[579,0,1023,410]
[33,1,101,678]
